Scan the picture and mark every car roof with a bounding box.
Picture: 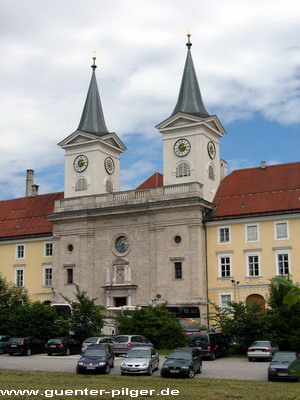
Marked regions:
[173,347,194,352]
[128,346,153,350]
[87,343,110,348]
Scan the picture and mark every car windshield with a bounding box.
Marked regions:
[114,336,129,343]
[84,337,98,343]
[272,353,296,363]
[126,349,151,358]
[169,351,192,360]
[251,341,270,348]
[83,348,106,357]
[9,338,23,344]
[48,339,63,344]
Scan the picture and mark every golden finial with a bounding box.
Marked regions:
[186,27,193,49]
[92,50,99,69]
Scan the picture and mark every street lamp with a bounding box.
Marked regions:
[231,279,240,301]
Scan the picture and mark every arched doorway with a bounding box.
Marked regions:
[246,294,265,311]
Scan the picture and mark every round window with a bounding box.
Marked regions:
[67,244,74,253]
[115,235,129,254]
[174,235,182,245]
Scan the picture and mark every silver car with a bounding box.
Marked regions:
[247,340,278,361]
[81,337,114,354]
[120,346,159,375]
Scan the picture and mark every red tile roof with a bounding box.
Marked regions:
[136,172,163,190]
[0,192,64,239]
[212,162,300,218]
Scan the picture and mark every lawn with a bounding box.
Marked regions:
[0,370,299,400]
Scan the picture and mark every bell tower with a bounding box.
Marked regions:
[156,34,226,202]
[58,57,126,199]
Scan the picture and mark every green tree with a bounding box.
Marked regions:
[61,285,104,343]
[268,279,300,350]
[209,301,272,353]
[117,304,186,349]
[4,302,69,341]
[0,274,30,333]
[0,274,29,309]
[271,276,300,307]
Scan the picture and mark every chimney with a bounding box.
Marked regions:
[25,170,39,197]
[260,161,267,170]
[220,159,227,180]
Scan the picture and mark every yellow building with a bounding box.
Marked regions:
[0,171,63,302]
[206,161,300,312]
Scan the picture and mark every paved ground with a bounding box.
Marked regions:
[0,354,269,381]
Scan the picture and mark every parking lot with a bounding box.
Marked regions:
[0,353,269,381]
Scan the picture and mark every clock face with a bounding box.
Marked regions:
[105,157,115,174]
[174,139,191,157]
[115,235,129,254]
[74,155,88,172]
[207,141,216,159]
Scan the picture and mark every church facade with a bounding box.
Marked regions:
[48,35,226,323]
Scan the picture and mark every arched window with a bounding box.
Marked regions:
[106,179,113,193]
[75,177,87,191]
[208,165,215,181]
[176,162,191,178]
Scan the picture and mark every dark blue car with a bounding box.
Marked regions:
[76,344,114,374]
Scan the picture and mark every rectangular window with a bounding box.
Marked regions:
[218,227,230,244]
[247,254,260,276]
[67,268,73,284]
[246,224,259,242]
[174,262,182,279]
[15,268,24,287]
[44,267,52,286]
[219,256,231,278]
[220,294,232,310]
[276,252,290,275]
[45,242,53,257]
[275,222,288,240]
[16,244,25,259]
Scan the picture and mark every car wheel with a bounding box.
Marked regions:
[147,365,153,376]
[0,348,4,355]
[210,352,216,361]
[105,364,111,374]
[248,357,253,362]
[76,367,82,374]
[25,349,32,356]
[65,348,70,356]
[9,353,14,356]
[47,353,52,356]
[188,368,195,378]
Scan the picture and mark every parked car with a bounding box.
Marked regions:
[268,351,300,382]
[0,335,10,354]
[247,340,278,362]
[121,346,159,375]
[160,348,202,378]
[188,332,228,360]
[112,335,153,356]
[81,336,114,353]
[6,337,45,356]
[45,337,81,356]
[76,344,114,374]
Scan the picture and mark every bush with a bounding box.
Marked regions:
[117,305,186,349]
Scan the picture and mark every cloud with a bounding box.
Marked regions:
[0,0,300,199]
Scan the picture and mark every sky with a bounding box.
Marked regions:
[0,0,300,200]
